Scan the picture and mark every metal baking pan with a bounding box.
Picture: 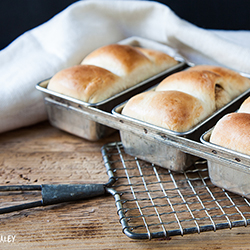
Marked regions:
[201,128,250,199]
[36,37,188,141]
[112,85,250,172]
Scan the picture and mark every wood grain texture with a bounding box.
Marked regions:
[0,121,250,250]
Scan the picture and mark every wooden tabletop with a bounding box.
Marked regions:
[0,121,250,250]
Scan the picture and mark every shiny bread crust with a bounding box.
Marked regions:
[48,44,178,103]
[123,65,250,132]
[47,64,124,103]
[122,90,205,132]
[210,112,250,155]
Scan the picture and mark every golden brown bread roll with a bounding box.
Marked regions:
[121,90,206,132]
[81,44,178,88]
[47,44,179,103]
[155,70,228,112]
[156,65,250,110]
[210,112,250,155]
[122,65,250,132]
[47,65,124,103]
[187,65,250,100]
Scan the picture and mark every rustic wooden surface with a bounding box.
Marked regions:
[0,121,250,250]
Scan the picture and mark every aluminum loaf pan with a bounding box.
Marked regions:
[112,84,250,172]
[201,128,250,199]
[36,37,187,141]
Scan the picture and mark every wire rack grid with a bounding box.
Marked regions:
[101,142,250,240]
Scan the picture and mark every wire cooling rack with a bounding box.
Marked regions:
[102,142,250,240]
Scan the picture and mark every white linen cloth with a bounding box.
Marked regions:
[1,0,250,134]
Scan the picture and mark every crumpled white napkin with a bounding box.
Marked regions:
[1,0,250,134]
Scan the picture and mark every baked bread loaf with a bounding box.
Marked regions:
[122,65,250,132]
[47,65,124,103]
[121,90,206,132]
[81,44,178,88]
[47,44,178,103]
[156,65,250,110]
[210,112,250,155]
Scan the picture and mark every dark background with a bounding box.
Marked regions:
[0,0,249,50]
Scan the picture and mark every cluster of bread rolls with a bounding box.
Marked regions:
[122,65,250,132]
[47,44,178,103]
[210,96,250,155]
